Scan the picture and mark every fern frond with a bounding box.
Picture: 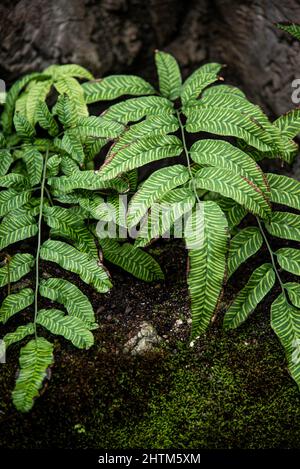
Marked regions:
[228,227,263,278]
[216,198,247,230]
[223,264,275,329]
[265,212,300,241]
[12,337,54,412]
[276,248,300,276]
[271,292,300,389]
[82,76,155,103]
[0,253,34,287]
[46,154,61,177]
[39,278,97,329]
[103,96,174,124]
[194,166,271,219]
[277,23,300,41]
[184,92,284,153]
[185,201,229,337]
[285,282,300,308]
[25,79,52,125]
[135,188,196,247]
[75,116,125,139]
[190,139,269,194]
[53,94,78,128]
[40,240,112,293]
[0,149,13,176]
[127,165,190,228]
[181,63,222,105]
[54,76,88,117]
[36,102,59,136]
[274,108,300,139]
[0,189,32,217]
[37,309,94,349]
[3,323,35,348]
[0,288,34,324]
[22,146,44,185]
[99,135,183,181]
[13,114,36,139]
[48,171,129,194]
[99,239,164,281]
[155,50,182,100]
[44,64,94,80]
[0,212,38,250]
[60,131,85,165]
[267,173,300,210]
[1,73,46,134]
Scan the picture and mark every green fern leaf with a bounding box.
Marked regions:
[44,64,94,80]
[1,73,46,134]
[46,154,61,177]
[267,173,300,210]
[37,308,94,349]
[82,75,155,103]
[135,187,196,247]
[216,198,247,230]
[224,263,275,329]
[0,149,13,176]
[181,63,222,106]
[277,23,300,41]
[127,165,190,228]
[12,337,54,412]
[265,212,300,241]
[228,227,263,278]
[271,292,300,389]
[54,76,88,117]
[0,212,38,250]
[276,248,300,276]
[0,173,27,188]
[13,113,36,139]
[36,101,59,136]
[274,108,300,139]
[53,94,78,128]
[76,193,105,219]
[0,253,34,287]
[184,93,282,153]
[202,84,246,98]
[40,240,112,293]
[0,288,34,324]
[22,146,44,186]
[25,79,52,125]
[185,201,229,337]
[100,135,183,181]
[285,282,300,308]
[190,139,269,194]
[103,96,174,124]
[99,239,164,282]
[0,189,32,217]
[39,278,97,329]
[75,116,125,139]
[60,131,85,165]
[194,166,271,218]
[48,171,129,194]
[155,50,182,100]
[3,323,35,348]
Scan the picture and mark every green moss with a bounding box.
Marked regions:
[74,330,300,449]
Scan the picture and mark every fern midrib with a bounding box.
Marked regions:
[33,146,49,340]
[176,110,202,206]
[257,217,294,307]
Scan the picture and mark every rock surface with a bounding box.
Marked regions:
[123,321,163,355]
[1,0,300,117]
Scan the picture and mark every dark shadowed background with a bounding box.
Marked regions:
[1,1,300,116]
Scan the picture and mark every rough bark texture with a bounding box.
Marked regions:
[1,0,300,117]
